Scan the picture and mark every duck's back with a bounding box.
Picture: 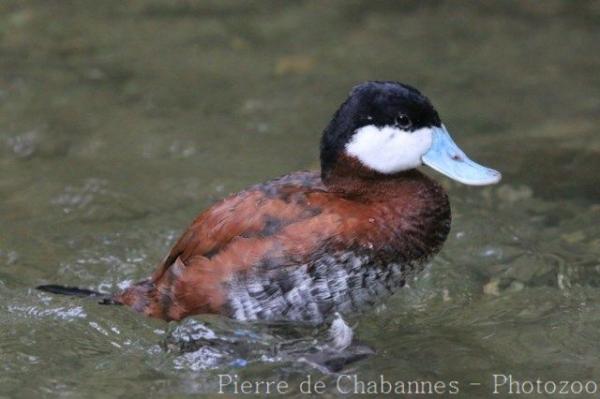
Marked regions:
[116,170,450,323]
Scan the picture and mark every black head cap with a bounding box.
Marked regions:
[320,81,442,179]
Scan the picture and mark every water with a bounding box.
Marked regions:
[1,1,599,397]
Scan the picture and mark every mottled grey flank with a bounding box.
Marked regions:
[225,252,421,323]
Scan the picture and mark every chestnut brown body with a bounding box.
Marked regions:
[116,169,450,322]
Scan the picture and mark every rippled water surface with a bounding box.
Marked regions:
[1,1,599,397]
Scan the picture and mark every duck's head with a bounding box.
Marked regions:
[320,81,501,186]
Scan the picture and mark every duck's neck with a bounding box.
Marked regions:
[321,154,424,198]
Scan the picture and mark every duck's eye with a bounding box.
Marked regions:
[394,114,412,129]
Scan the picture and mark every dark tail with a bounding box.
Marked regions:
[36,284,120,305]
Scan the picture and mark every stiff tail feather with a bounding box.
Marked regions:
[36,284,121,305]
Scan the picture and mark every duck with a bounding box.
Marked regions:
[38,81,501,324]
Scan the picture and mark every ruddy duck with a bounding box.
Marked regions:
[39,81,501,324]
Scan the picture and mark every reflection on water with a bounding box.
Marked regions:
[1,1,599,397]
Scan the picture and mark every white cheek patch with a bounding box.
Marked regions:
[345,125,433,174]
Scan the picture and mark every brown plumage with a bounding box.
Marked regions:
[115,169,450,321]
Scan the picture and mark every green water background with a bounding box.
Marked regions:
[1,1,599,397]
